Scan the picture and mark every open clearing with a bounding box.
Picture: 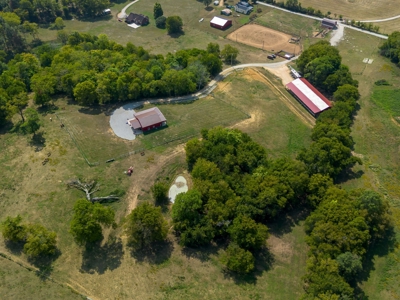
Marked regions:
[298,0,400,21]
[227,24,302,54]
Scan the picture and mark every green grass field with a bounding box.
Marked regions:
[38,0,277,64]
[56,98,248,164]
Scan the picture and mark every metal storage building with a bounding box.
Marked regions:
[286,78,332,117]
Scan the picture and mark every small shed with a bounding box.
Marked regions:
[210,16,232,30]
[125,13,149,26]
[221,9,232,16]
[321,18,337,29]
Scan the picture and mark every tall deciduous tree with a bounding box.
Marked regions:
[125,202,168,249]
[227,215,269,250]
[151,182,169,205]
[21,107,41,136]
[203,0,212,8]
[70,199,115,245]
[221,44,239,64]
[166,16,183,34]
[73,80,98,106]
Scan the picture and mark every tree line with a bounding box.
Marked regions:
[380,31,400,65]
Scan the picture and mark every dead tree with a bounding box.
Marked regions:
[67,179,119,203]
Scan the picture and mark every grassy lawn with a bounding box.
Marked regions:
[0,256,83,299]
[38,0,277,64]
[0,66,313,299]
[296,0,400,21]
[56,98,248,164]
[334,28,400,299]
[214,68,312,157]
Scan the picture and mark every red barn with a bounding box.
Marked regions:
[128,107,167,132]
[210,16,232,30]
[286,78,332,117]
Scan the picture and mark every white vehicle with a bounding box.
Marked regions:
[199,18,204,22]
[214,0,219,5]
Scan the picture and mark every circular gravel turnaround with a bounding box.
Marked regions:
[169,176,189,203]
[109,103,137,140]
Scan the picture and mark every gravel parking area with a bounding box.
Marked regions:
[109,103,137,140]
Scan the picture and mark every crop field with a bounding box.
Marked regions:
[297,0,400,21]
[57,98,248,164]
[227,24,302,54]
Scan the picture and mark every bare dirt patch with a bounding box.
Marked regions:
[227,24,301,53]
[267,235,293,264]
[264,65,293,85]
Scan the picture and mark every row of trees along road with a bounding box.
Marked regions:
[0,31,240,127]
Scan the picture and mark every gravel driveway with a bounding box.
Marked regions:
[109,103,137,140]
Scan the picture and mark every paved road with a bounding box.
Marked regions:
[360,15,400,23]
[256,1,388,40]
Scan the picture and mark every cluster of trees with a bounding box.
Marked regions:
[295,41,391,298]
[173,127,311,273]
[69,197,168,250]
[344,20,380,33]
[297,40,358,94]
[25,33,223,107]
[0,0,113,23]
[1,216,57,258]
[380,31,400,65]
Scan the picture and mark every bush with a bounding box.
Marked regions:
[249,13,258,21]
[155,16,166,29]
[24,224,57,257]
[374,79,390,86]
[1,215,27,242]
[220,243,255,274]
[151,182,169,205]
[257,7,262,13]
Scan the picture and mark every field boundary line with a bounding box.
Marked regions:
[0,251,90,299]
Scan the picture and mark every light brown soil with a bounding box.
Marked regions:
[264,65,293,85]
[267,235,293,264]
[227,24,301,54]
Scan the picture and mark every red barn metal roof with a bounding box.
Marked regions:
[134,107,166,128]
[286,78,331,114]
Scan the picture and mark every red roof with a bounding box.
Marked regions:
[286,78,331,114]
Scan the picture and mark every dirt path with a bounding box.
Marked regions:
[126,144,185,212]
[264,64,293,85]
[330,23,345,46]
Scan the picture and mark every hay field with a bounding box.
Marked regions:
[227,24,302,54]
[298,0,400,21]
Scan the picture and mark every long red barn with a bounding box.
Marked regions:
[286,78,332,117]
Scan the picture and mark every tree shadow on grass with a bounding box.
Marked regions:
[356,226,397,283]
[28,249,62,280]
[168,31,185,39]
[80,238,124,274]
[266,207,310,237]
[181,242,221,263]
[130,239,174,265]
[223,247,275,285]
[29,131,46,148]
[4,240,25,255]
[37,103,59,116]
[78,105,118,116]
[334,168,364,185]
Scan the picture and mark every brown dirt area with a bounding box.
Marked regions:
[264,65,293,85]
[227,24,302,53]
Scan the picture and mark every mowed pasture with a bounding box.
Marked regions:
[38,0,276,64]
[227,24,302,54]
[298,0,400,21]
[332,28,400,299]
[0,67,315,299]
[57,98,248,164]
